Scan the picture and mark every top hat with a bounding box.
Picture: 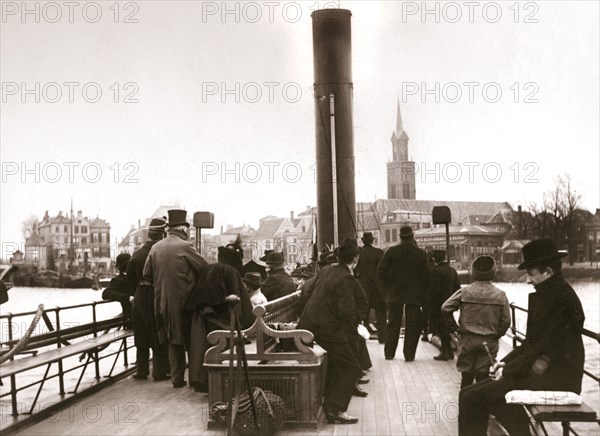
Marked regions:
[400,226,414,238]
[518,238,567,270]
[148,217,167,231]
[430,249,446,263]
[471,255,496,281]
[361,232,374,244]
[116,252,131,271]
[335,238,360,258]
[167,209,189,227]
[265,251,285,265]
[243,272,263,288]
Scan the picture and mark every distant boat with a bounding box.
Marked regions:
[62,274,94,289]
[31,270,60,288]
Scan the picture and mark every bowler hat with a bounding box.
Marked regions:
[116,252,131,270]
[318,250,333,265]
[243,272,263,288]
[259,250,274,262]
[361,232,374,244]
[471,255,496,281]
[518,238,567,270]
[167,209,189,227]
[335,238,360,258]
[326,253,338,263]
[148,217,167,231]
[265,251,285,265]
[400,226,414,238]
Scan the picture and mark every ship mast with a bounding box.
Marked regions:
[70,198,74,272]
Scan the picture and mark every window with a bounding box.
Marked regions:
[64,225,68,232]
[385,230,390,242]
[302,226,306,232]
[81,237,87,244]
[56,226,59,232]
[74,226,79,234]
[81,226,88,233]
[392,229,398,242]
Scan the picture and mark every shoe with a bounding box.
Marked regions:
[325,412,359,424]
[173,380,187,388]
[193,385,209,393]
[433,353,453,361]
[405,357,415,362]
[153,375,170,382]
[353,386,368,397]
[132,374,147,380]
[357,378,370,384]
[385,356,394,360]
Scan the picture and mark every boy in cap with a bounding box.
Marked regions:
[457,239,585,436]
[442,255,510,387]
[243,272,267,307]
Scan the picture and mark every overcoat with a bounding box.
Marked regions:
[354,245,385,310]
[261,269,297,301]
[501,273,585,393]
[143,230,207,345]
[127,240,162,348]
[377,240,431,306]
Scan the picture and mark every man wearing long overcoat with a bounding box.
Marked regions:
[354,232,386,343]
[458,239,585,436]
[297,239,363,424]
[143,209,207,388]
[127,217,169,381]
[377,226,431,361]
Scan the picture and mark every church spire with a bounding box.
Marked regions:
[395,98,404,137]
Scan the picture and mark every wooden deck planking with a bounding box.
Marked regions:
[11,338,575,435]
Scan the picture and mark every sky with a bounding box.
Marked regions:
[1,0,599,260]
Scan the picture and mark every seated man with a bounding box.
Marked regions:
[102,253,134,328]
[458,239,585,436]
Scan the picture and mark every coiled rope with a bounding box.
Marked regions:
[0,304,45,364]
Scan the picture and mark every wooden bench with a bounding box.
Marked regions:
[1,304,134,417]
[204,291,327,429]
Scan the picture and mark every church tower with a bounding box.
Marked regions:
[387,101,416,199]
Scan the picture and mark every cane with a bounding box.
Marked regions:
[226,294,261,436]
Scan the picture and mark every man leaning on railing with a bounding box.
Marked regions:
[458,238,585,436]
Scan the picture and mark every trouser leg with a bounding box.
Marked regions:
[384,303,403,359]
[439,318,453,355]
[168,344,186,385]
[403,304,423,361]
[151,343,170,379]
[375,307,387,343]
[136,347,150,377]
[461,372,475,389]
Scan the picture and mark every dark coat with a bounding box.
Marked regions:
[102,273,134,302]
[143,230,207,345]
[261,269,297,301]
[501,273,585,393]
[355,244,385,310]
[127,240,162,348]
[377,240,431,306]
[428,262,460,312]
[297,263,362,343]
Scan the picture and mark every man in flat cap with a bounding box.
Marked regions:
[297,238,364,424]
[143,209,207,388]
[377,225,431,361]
[458,238,585,436]
[127,217,169,381]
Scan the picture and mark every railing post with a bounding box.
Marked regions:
[92,302,100,379]
[7,312,18,416]
[55,308,65,396]
[510,304,518,348]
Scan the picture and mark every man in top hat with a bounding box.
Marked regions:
[377,225,431,361]
[354,232,386,344]
[102,252,134,328]
[428,249,461,361]
[442,255,509,385]
[297,238,365,424]
[458,239,585,436]
[127,217,169,381]
[261,251,297,301]
[143,209,207,388]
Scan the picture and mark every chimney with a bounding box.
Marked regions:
[77,210,83,219]
[290,211,294,220]
[220,225,223,234]
[138,219,141,229]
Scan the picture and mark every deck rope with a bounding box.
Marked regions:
[0,304,45,364]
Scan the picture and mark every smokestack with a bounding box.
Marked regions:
[290,211,294,220]
[312,8,356,250]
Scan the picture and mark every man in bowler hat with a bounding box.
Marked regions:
[458,238,585,436]
[355,232,386,343]
[143,209,207,388]
[127,217,170,381]
[261,251,297,301]
[377,225,431,361]
[297,238,365,424]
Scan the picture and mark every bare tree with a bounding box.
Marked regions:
[557,174,581,265]
[22,215,39,239]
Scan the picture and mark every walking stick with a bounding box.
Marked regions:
[226,294,261,436]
